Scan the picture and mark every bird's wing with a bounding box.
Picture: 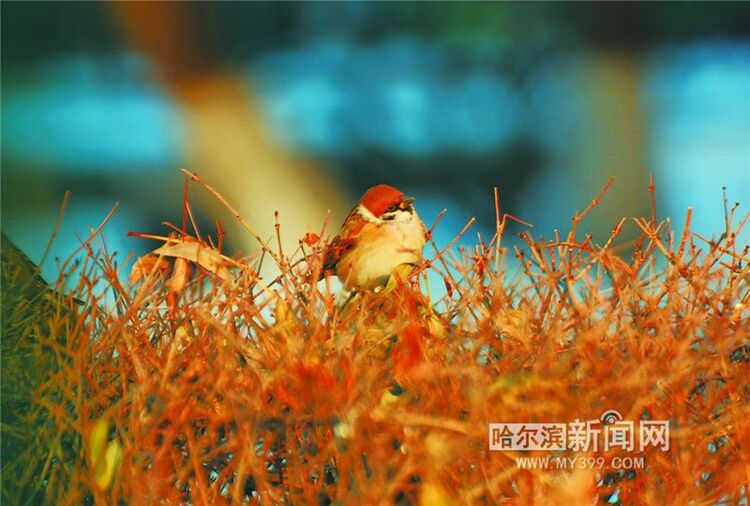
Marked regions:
[321,207,368,275]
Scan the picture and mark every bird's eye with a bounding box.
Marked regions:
[387,205,397,212]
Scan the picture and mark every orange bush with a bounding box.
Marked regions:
[26,174,749,504]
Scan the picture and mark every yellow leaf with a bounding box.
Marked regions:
[425,433,451,468]
[420,483,456,506]
[95,440,122,491]
[379,390,400,410]
[333,420,354,440]
[426,311,447,339]
[488,372,533,396]
[382,263,415,294]
[89,418,108,469]
[89,418,122,491]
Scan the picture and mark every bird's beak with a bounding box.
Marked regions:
[400,196,415,210]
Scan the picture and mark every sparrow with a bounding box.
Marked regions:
[321,184,426,291]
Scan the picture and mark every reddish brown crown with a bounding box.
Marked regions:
[359,184,405,217]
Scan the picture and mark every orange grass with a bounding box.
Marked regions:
[26,174,750,505]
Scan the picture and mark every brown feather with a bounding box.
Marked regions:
[320,206,367,277]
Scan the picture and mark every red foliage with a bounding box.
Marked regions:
[31,175,749,504]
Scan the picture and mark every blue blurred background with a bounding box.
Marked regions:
[2,2,749,285]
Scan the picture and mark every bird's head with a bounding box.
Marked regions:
[359,184,416,222]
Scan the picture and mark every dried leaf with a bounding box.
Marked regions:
[129,254,169,285]
[301,232,320,247]
[166,257,190,293]
[152,240,234,282]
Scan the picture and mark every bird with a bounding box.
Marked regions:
[320,184,426,292]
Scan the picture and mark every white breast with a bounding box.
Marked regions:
[339,210,425,289]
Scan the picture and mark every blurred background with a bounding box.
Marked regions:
[2,2,749,285]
